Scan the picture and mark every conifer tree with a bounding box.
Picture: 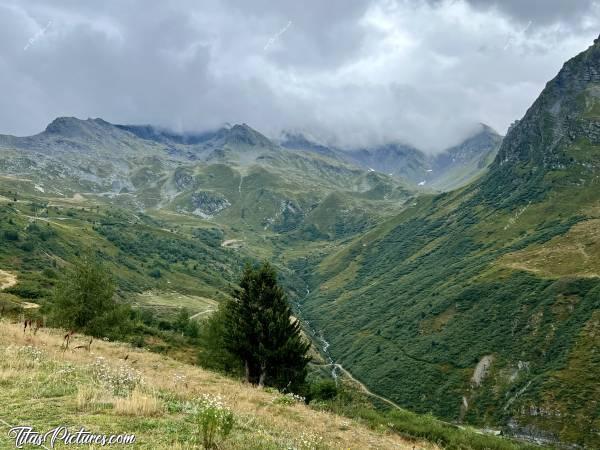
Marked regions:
[222,262,310,390]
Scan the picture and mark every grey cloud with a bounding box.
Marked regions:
[463,0,599,26]
[0,0,598,152]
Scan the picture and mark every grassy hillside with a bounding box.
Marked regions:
[0,181,245,302]
[0,320,546,449]
[0,320,435,449]
[299,38,600,447]
[0,119,412,241]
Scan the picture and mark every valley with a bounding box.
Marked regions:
[0,31,599,450]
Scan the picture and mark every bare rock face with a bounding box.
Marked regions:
[173,168,196,190]
[190,191,231,217]
[494,36,600,169]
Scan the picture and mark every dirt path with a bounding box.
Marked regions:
[189,309,215,320]
[21,302,40,309]
[0,270,17,291]
[221,239,243,248]
[23,215,71,229]
[329,363,501,435]
[328,363,407,411]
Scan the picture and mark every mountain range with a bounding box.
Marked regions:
[281,123,502,191]
[0,33,599,449]
[0,112,500,245]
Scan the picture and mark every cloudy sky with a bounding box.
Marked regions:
[1,0,599,152]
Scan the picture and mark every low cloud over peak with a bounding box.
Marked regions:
[0,0,598,152]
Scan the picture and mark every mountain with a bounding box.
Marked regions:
[1,35,597,449]
[344,143,429,184]
[0,121,534,450]
[0,118,412,240]
[428,124,502,191]
[279,131,341,160]
[0,116,416,315]
[298,36,600,446]
[280,125,502,191]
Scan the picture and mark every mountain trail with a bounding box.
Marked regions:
[189,309,215,320]
[328,362,406,411]
[328,362,495,435]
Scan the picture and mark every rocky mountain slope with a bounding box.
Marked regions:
[298,36,600,447]
[0,118,412,243]
[280,124,502,191]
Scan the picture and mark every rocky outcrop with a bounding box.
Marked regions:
[494,34,600,169]
[190,191,231,218]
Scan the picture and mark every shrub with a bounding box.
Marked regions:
[19,240,35,252]
[5,282,46,299]
[3,230,19,241]
[148,268,162,279]
[273,392,305,406]
[90,357,144,397]
[47,257,132,339]
[193,394,234,449]
[309,380,338,402]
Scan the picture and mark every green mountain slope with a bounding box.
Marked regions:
[299,36,600,447]
[428,124,502,191]
[0,119,412,241]
[0,117,415,321]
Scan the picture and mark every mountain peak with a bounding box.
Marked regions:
[223,123,273,148]
[44,116,84,133]
[279,131,339,158]
[476,123,500,137]
[44,116,115,137]
[493,34,600,170]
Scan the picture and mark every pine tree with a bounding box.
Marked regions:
[222,262,310,390]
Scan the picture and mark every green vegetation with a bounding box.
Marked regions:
[0,320,442,450]
[1,38,600,448]
[194,395,235,449]
[311,382,542,450]
[204,263,310,391]
[46,257,131,338]
[299,40,600,447]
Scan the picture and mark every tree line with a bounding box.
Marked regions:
[42,257,311,392]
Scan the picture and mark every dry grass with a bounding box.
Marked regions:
[0,319,437,449]
[0,269,17,290]
[76,384,103,410]
[500,219,600,278]
[114,389,162,417]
